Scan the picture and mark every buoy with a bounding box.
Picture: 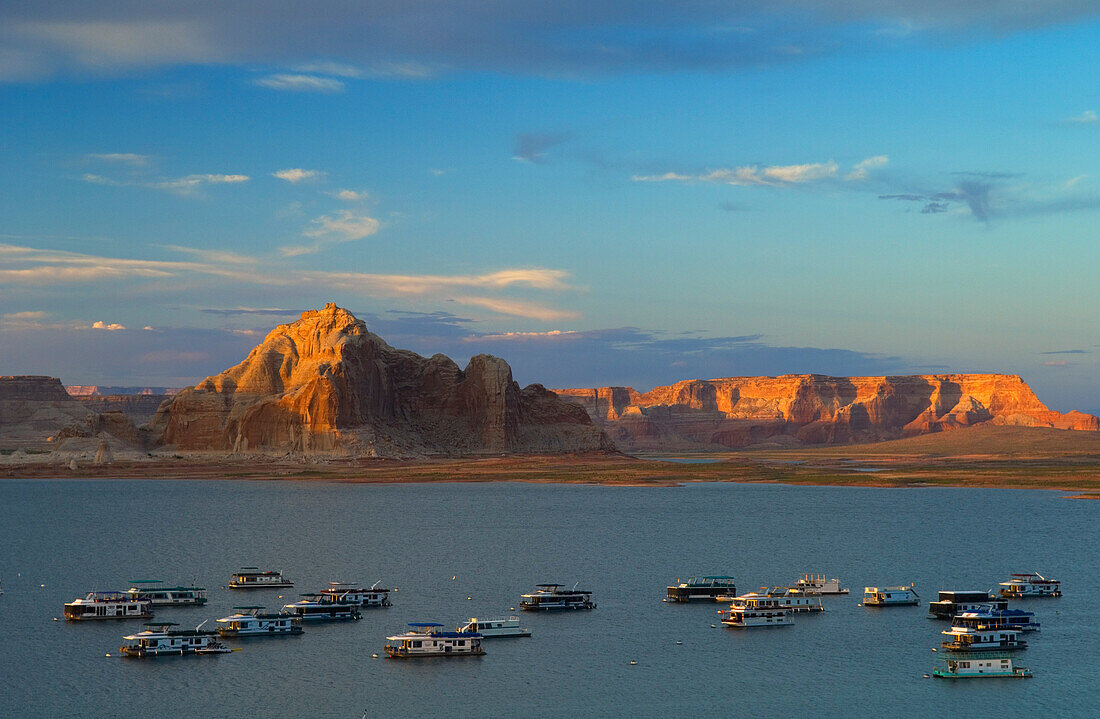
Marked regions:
[711,624,717,628]
[662,598,667,602]
[857,603,862,607]
[509,607,515,611]
[629,660,637,665]
[372,653,379,658]
[931,648,937,652]
[52,617,58,622]
[105,653,111,657]
[923,674,930,679]
[40,584,45,588]
[675,640,682,645]
[467,596,472,600]
[452,576,456,581]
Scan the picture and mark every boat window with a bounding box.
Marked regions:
[413,641,422,648]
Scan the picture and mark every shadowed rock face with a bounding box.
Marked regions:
[553,374,1099,451]
[149,303,612,457]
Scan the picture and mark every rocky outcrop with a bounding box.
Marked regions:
[553,374,1099,451]
[74,394,171,425]
[0,376,142,451]
[149,303,612,457]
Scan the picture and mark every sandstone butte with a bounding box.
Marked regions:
[148,303,612,457]
[552,375,1100,452]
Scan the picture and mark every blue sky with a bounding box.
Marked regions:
[1,2,1098,413]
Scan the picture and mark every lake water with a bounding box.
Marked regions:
[0,479,1094,718]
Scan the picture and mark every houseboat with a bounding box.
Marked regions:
[928,590,1007,619]
[519,583,596,611]
[228,568,293,589]
[666,576,737,602]
[127,580,207,606]
[282,596,361,621]
[942,626,1027,652]
[952,606,1040,632]
[998,572,1062,598]
[216,606,303,637]
[794,574,849,595]
[317,581,391,608]
[862,585,919,606]
[457,617,531,638]
[385,623,485,658]
[119,622,232,657]
[932,654,1032,679]
[727,587,824,613]
[64,591,153,621]
[720,595,794,628]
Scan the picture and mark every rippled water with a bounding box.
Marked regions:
[0,479,1093,718]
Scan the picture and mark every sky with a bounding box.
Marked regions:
[0,1,1098,414]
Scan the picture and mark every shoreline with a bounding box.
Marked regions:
[3,451,1100,494]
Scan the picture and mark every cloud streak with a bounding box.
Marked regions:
[633,156,886,187]
[254,73,344,92]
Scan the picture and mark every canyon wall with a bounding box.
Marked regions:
[553,374,1099,451]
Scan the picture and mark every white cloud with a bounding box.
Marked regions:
[81,172,250,194]
[471,329,576,341]
[91,320,125,331]
[845,155,889,180]
[429,169,448,177]
[455,296,579,321]
[333,189,367,201]
[86,152,150,165]
[255,74,344,93]
[273,168,324,183]
[298,267,573,295]
[1066,110,1098,124]
[293,61,364,78]
[162,244,257,265]
[3,310,46,320]
[634,160,840,186]
[282,211,380,256]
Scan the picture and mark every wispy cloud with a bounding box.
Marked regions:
[161,244,257,265]
[281,210,380,256]
[846,154,889,180]
[86,152,151,165]
[255,73,344,92]
[81,172,250,195]
[273,168,324,183]
[456,296,579,321]
[1066,110,1098,124]
[513,133,570,164]
[634,160,841,186]
[1042,360,1070,367]
[332,189,367,201]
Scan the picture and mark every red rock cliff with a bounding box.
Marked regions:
[149,304,612,457]
[553,374,1099,451]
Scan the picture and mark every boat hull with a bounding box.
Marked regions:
[932,668,1032,679]
[385,647,485,658]
[218,626,304,637]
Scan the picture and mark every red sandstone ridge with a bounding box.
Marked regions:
[552,374,1099,451]
[149,303,612,457]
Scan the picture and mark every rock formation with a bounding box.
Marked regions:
[149,303,612,457]
[553,374,1099,451]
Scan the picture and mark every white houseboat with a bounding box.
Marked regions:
[928,590,1007,619]
[666,576,737,602]
[794,574,849,595]
[457,617,531,638]
[282,596,361,621]
[127,580,207,606]
[120,622,232,657]
[726,587,824,613]
[862,585,920,606]
[64,591,153,621]
[720,595,794,628]
[952,606,1040,632]
[998,572,1062,598]
[932,654,1032,679]
[228,568,293,589]
[385,623,485,658]
[519,583,596,611]
[941,626,1027,652]
[317,581,391,608]
[216,606,303,637]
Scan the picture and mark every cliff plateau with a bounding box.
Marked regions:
[149,303,611,457]
[553,374,1099,451]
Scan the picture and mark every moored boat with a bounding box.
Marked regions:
[127,580,207,606]
[666,576,736,603]
[385,623,485,658]
[932,653,1032,679]
[120,622,231,657]
[998,572,1061,598]
[725,587,824,613]
[941,626,1027,652]
[317,581,391,608]
[952,606,1040,632]
[457,617,531,638]
[928,590,1007,619]
[862,585,919,606]
[794,573,849,595]
[216,606,304,637]
[720,595,794,628]
[64,591,153,621]
[519,583,595,611]
[282,596,361,621]
[228,567,293,589]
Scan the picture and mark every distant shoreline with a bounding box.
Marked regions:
[3,450,1099,495]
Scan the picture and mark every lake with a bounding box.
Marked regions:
[0,479,1093,718]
